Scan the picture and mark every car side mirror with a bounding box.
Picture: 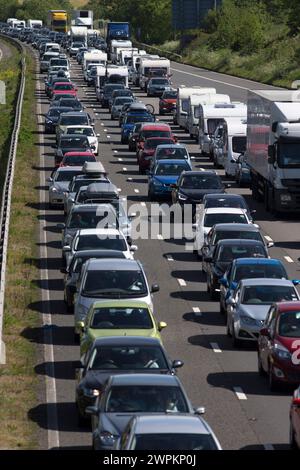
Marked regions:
[158,321,167,331]
[128,212,137,219]
[151,283,160,293]
[85,405,99,416]
[227,297,236,307]
[57,223,65,229]
[194,407,205,415]
[292,280,300,286]
[130,245,138,252]
[62,245,71,252]
[267,242,274,248]
[76,321,85,332]
[172,359,184,369]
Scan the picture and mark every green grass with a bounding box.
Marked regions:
[159,27,300,88]
[0,41,40,449]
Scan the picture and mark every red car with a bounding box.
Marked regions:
[60,151,96,167]
[258,301,300,390]
[136,123,176,155]
[290,385,300,449]
[52,82,78,98]
[159,89,177,115]
[137,137,176,174]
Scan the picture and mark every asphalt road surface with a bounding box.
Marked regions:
[30,52,300,450]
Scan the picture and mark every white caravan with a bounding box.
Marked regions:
[175,87,216,129]
[187,92,230,139]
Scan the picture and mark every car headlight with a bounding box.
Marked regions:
[178,193,188,201]
[273,342,291,360]
[240,315,258,326]
[83,387,100,398]
[99,432,116,446]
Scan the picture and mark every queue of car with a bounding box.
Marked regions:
[5,23,300,451]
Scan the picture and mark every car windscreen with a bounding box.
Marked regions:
[90,306,153,329]
[157,147,187,159]
[59,100,81,109]
[141,130,170,139]
[68,210,117,229]
[133,433,218,451]
[114,97,133,105]
[75,235,126,252]
[155,163,190,176]
[278,311,300,338]
[82,270,147,298]
[61,137,89,148]
[55,170,81,182]
[60,116,88,125]
[162,91,177,99]
[214,230,261,244]
[217,244,266,262]
[106,385,188,413]
[233,264,287,282]
[242,285,298,305]
[145,139,173,149]
[180,174,223,189]
[150,79,169,85]
[204,213,247,227]
[54,84,74,90]
[89,346,168,370]
[125,115,151,124]
[205,197,247,210]
[232,136,246,154]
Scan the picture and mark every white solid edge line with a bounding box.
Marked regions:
[193,307,202,316]
[210,342,222,353]
[36,69,59,450]
[233,387,247,400]
[178,278,187,287]
[284,256,294,263]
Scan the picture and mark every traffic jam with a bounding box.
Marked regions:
[4,19,300,451]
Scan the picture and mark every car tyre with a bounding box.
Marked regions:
[257,352,265,376]
[268,363,279,392]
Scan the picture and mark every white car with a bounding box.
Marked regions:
[63,125,99,155]
[194,207,253,254]
[63,228,137,268]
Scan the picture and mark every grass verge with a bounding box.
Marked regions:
[0,42,40,449]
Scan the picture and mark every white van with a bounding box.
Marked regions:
[187,93,230,139]
[197,102,247,156]
[139,58,170,91]
[214,118,247,176]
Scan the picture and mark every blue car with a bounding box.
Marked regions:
[148,159,192,200]
[219,258,299,315]
[121,112,155,144]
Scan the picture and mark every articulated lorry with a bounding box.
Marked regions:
[247,90,300,213]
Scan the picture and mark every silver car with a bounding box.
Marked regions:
[48,166,83,208]
[117,414,222,450]
[147,78,172,97]
[227,278,300,347]
[74,258,159,330]
[111,96,134,120]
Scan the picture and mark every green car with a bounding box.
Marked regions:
[77,300,167,355]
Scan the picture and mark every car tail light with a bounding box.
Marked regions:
[292,397,300,406]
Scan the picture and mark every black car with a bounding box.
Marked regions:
[54,98,84,112]
[76,336,183,426]
[44,106,74,134]
[204,239,268,300]
[100,83,125,107]
[203,193,255,222]
[63,249,126,311]
[172,171,227,218]
[55,135,91,166]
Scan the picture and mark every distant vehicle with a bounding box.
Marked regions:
[47,166,83,208]
[60,151,96,167]
[147,78,172,97]
[137,137,176,174]
[47,10,68,33]
[148,159,193,200]
[159,89,177,115]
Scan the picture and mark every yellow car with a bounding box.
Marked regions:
[77,300,167,355]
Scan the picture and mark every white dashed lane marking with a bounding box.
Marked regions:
[284,256,294,263]
[210,343,222,353]
[178,279,187,287]
[233,387,247,400]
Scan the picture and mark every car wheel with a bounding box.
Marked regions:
[232,325,242,348]
[257,352,265,376]
[290,424,299,449]
[268,363,279,391]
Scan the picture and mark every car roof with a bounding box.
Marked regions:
[204,193,245,200]
[66,125,93,129]
[109,374,180,386]
[212,223,258,231]
[156,144,186,149]
[85,258,141,271]
[86,182,118,193]
[240,278,295,287]
[72,204,112,212]
[91,300,151,310]
[92,336,162,347]
[215,239,265,247]
[64,151,94,156]
[233,258,283,266]
[133,415,210,435]
[204,208,246,214]
[56,166,82,173]
[73,249,125,259]
[142,124,171,130]
[181,170,218,176]
[276,302,300,312]
[60,112,88,117]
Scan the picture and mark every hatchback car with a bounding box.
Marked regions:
[226,279,300,347]
[147,78,172,97]
[203,193,255,221]
[137,138,176,174]
[148,159,193,200]
[75,336,183,426]
[159,89,177,115]
[111,96,134,120]
[205,239,268,300]
[64,126,99,155]
[44,107,74,134]
[47,166,83,208]
[55,135,91,166]
[171,171,226,208]
[258,301,300,390]
[60,151,96,167]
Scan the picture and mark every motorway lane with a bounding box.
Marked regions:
[31,53,300,449]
